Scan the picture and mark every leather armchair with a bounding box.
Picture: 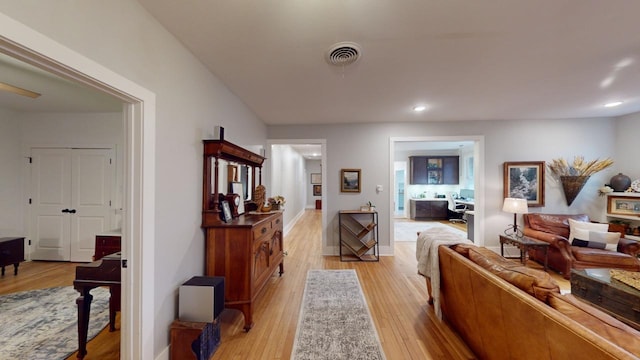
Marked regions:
[523,213,640,279]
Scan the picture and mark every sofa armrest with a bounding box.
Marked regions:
[523,228,570,249]
[619,238,640,257]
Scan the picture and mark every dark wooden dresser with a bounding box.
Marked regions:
[0,237,25,276]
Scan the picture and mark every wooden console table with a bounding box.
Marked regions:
[0,237,25,276]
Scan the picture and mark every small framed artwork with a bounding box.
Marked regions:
[310,173,322,184]
[503,161,545,207]
[341,168,361,193]
[221,200,233,223]
[607,196,640,216]
[313,185,322,196]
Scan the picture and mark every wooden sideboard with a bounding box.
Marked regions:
[201,138,283,331]
[204,212,283,331]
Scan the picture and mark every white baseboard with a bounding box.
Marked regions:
[155,345,169,360]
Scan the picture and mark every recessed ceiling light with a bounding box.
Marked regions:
[604,101,623,108]
[413,105,427,112]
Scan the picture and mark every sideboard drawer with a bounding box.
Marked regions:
[252,222,272,240]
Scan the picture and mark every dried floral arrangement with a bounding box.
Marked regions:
[547,156,614,178]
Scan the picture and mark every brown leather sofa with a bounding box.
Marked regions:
[523,213,640,279]
[438,243,640,359]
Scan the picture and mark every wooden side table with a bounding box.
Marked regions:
[499,234,549,271]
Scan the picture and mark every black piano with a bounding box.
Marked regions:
[73,252,121,359]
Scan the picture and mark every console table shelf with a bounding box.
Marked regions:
[339,211,379,262]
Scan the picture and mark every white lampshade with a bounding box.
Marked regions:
[502,198,528,214]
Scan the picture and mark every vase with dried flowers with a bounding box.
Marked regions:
[269,195,286,210]
[547,156,614,205]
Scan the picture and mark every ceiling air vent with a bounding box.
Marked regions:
[325,42,362,66]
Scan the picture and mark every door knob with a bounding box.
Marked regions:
[69,209,77,214]
[61,209,70,213]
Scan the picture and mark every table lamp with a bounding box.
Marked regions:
[502,197,528,238]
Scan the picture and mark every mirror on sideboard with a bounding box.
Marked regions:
[202,140,264,226]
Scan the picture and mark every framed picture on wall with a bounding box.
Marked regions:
[503,161,545,207]
[311,173,321,184]
[313,185,322,196]
[341,169,361,193]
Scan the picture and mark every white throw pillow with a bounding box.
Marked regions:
[568,218,609,242]
[571,227,621,251]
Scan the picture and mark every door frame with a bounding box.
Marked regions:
[1,14,156,359]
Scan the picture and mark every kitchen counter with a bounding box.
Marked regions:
[409,199,448,220]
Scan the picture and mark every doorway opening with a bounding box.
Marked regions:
[389,136,484,252]
[1,17,156,358]
[266,139,327,251]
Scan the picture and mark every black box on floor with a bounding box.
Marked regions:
[179,276,224,322]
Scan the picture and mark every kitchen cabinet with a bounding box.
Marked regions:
[409,156,459,184]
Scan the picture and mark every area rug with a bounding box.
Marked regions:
[395,220,466,242]
[0,286,110,360]
[291,269,386,360]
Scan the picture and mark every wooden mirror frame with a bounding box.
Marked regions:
[202,140,265,227]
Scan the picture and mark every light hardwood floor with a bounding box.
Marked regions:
[0,209,568,359]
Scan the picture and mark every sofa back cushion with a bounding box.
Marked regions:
[467,247,560,303]
[524,213,589,238]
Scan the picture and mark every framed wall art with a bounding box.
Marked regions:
[503,161,545,207]
[341,168,361,193]
[310,173,322,184]
[607,196,640,216]
[313,185,322,196]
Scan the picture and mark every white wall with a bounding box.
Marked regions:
[0,108,23,236]
[615,112,640,181]
[268,117,620,253]
[0,2,267,357]
[270,145,306,228]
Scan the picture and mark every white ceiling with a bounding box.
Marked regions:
[138,0,640,125]
[0,53,122,113]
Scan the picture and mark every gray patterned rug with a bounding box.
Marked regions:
[291,269,386,360]
[0,286,110,359]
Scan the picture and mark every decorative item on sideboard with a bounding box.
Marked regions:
[609,173,632,192]
[269,195,286,210]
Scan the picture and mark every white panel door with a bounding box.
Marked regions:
[70,149,113,262]
[30,148,113,262]
[30,149,72,261]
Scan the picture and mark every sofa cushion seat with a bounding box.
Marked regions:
[572,246,640,266]
[548,293,640,356]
